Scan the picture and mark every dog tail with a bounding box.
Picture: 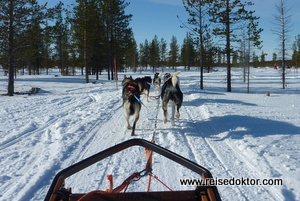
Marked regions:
[172,71,181,77]
[171,71,181,88]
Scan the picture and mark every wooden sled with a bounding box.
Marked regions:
[44,139,222,201]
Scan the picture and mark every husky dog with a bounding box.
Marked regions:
[153,73,161,90]
[135,76,152,102]
[161,71,183,126]
[163,73,171,82]
[122,75,141,136]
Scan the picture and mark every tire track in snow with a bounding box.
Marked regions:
[174,104,248,200]
[56,94,148,194]
[138,97,207,191]
[4,91,124,201]
[0,94,94,150]
[183,103,283,201]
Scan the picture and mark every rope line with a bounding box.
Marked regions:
[151,93,160,141]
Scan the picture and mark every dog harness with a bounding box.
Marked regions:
[125,83,139,96]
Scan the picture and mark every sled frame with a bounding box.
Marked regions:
[44,138,221,201]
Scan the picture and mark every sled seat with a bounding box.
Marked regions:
[68,188,217,201]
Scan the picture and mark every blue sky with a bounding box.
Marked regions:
[39,0,300,61]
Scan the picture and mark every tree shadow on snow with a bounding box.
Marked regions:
[184,115,300,140]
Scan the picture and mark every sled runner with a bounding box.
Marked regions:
[44,139,221,201]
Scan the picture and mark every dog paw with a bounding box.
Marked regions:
[171,120,175,126]
[175,112,180,119]
[163,117,167,124]
[127,126,132,129]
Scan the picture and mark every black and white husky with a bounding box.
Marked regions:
[122,75,141,136]
[161,71,183,126]
[135,76,152,102]
[153,72,161,90]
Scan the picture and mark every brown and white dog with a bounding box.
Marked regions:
[122,75,141,136]
[161,71,183,126]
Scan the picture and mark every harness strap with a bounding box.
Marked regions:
[127,85,136,90]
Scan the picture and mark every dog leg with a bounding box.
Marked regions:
[131,106,140,136]
[125,114,132,129]
[175,102,181,119]
[171,102,175,126]
[162,101,168,124]
[123,104,132,129]
[131,118,138,136]
[146,90,149,102]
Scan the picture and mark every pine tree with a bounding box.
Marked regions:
[209,0,261,92]
[160,38,167,70]
[181,0,212,89]
[181,33,195,71]
[168,36,179,70]
[139,40,150,69]
[149,35,160,72]
[50,2,70,76]
[0,0,37,95]
[292,35,300,69]
[100,0,132,80]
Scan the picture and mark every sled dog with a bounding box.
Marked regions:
[135,76,152,102]
[161,71,183,126]
[153,72,161,90]
[163,73,171,83]
[122,75,141,136]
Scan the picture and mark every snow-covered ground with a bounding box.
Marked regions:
[0,67,299,201]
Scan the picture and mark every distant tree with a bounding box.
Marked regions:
[272,53,278,67]
[160,38,167,69]
[202,32,217,70]
[139,39,150,69]
[124,34,138,72]
[149,35,160,72]
[291,35,300,69]
[232,50,238,67]
[252,52,259,68]
[181,33,195,71]
[101,0,133,80]
[209,0,261,92]
[51,2,70,76]
[260,51,267,67]
[271,0,293,89]
[168,36,179,69]
[70,0,132,81]
[22,0,48,76]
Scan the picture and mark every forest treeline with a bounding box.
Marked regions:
[1,0,299,95]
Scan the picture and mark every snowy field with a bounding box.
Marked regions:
[0,66,299,201]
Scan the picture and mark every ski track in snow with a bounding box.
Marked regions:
[0,67,300,201]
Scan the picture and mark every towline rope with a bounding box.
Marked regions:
[151,92,161,141]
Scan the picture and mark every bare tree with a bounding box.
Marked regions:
[181,0,212,90]
[271,0,293,89]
